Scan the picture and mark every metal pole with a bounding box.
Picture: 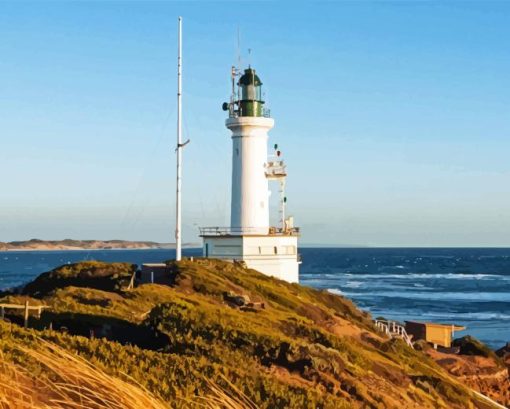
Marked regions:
[175,16,183,262]
[280,179,286,230]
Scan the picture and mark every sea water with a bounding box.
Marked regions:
[1,247,509,349]
[300,248,510,349]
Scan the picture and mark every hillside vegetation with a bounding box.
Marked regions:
[0,259,502,408]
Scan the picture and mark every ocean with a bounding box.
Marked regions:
[1,247,509,349]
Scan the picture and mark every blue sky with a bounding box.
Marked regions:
[2,1,510,246]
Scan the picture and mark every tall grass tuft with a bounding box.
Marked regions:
[0,339,167,409]
[201,376,258,409]
[0,352,38,409]
[0,339,257,409]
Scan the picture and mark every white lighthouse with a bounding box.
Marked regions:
[200,67,300,283]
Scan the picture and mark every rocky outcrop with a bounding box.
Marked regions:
[429,343,510,406]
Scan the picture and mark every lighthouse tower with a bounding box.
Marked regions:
[200,67,300,283]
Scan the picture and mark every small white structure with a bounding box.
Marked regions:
[200,67,300,283]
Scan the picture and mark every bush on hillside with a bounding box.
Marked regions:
[453,336,502,363]
[22,261,135,298]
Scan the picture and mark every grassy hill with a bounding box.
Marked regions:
[0,259,502,408]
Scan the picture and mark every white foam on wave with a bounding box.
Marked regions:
[303,272,507,280]
[344,280,363,289]
[340,290,510,302]
[419,311,510,321]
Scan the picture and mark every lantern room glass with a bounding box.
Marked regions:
[241,84,262,101]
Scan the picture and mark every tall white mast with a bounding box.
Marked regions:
[175,16,183,261]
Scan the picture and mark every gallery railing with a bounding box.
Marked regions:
[199,226,300,236]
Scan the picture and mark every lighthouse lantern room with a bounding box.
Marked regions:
[200,67,300,283]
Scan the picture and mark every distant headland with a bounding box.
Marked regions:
[0,239,199,251]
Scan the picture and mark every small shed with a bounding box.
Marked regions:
[405,321,466,348]
[139,263,173,285]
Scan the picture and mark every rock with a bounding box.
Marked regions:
[496,342,510,357]
[453,336,500,361]
[223,291,251,307]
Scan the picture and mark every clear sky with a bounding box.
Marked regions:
[2,1,510,246]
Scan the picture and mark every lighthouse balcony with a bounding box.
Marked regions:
[265,160,287,179]
[229,107,271,119]
[199,226,300,237]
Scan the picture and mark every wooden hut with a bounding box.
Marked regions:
[405,321,466,348]
[139,263,173,285]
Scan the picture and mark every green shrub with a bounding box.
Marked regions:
[22,261,135,297]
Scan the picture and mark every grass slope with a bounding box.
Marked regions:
[0,259,499,408]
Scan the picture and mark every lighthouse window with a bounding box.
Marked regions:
[274,246,278,255]
[285,245,296,255]
[241,84,262,101]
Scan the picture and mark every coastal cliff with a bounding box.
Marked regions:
[0,239,181,251]
[0,259,507,408]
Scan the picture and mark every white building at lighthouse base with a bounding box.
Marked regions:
[200,229,300,283]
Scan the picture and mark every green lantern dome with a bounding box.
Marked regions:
[237,67,265,117]
[239,68,262,87]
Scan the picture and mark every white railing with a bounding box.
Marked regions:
[374,319,413,348]
[265,160,287,179]
[228,107,271,119]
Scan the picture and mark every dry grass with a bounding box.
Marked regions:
[0,339,167,409]
[0,340,257,409]
[199,377,258,409]
[0,355,37,409]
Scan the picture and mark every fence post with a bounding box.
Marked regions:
[24,300,29,328]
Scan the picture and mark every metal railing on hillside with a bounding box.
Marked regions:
[374,319,414,348]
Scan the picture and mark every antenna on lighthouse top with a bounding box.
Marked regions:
[237,25,241,68]
[175,16,189,262]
